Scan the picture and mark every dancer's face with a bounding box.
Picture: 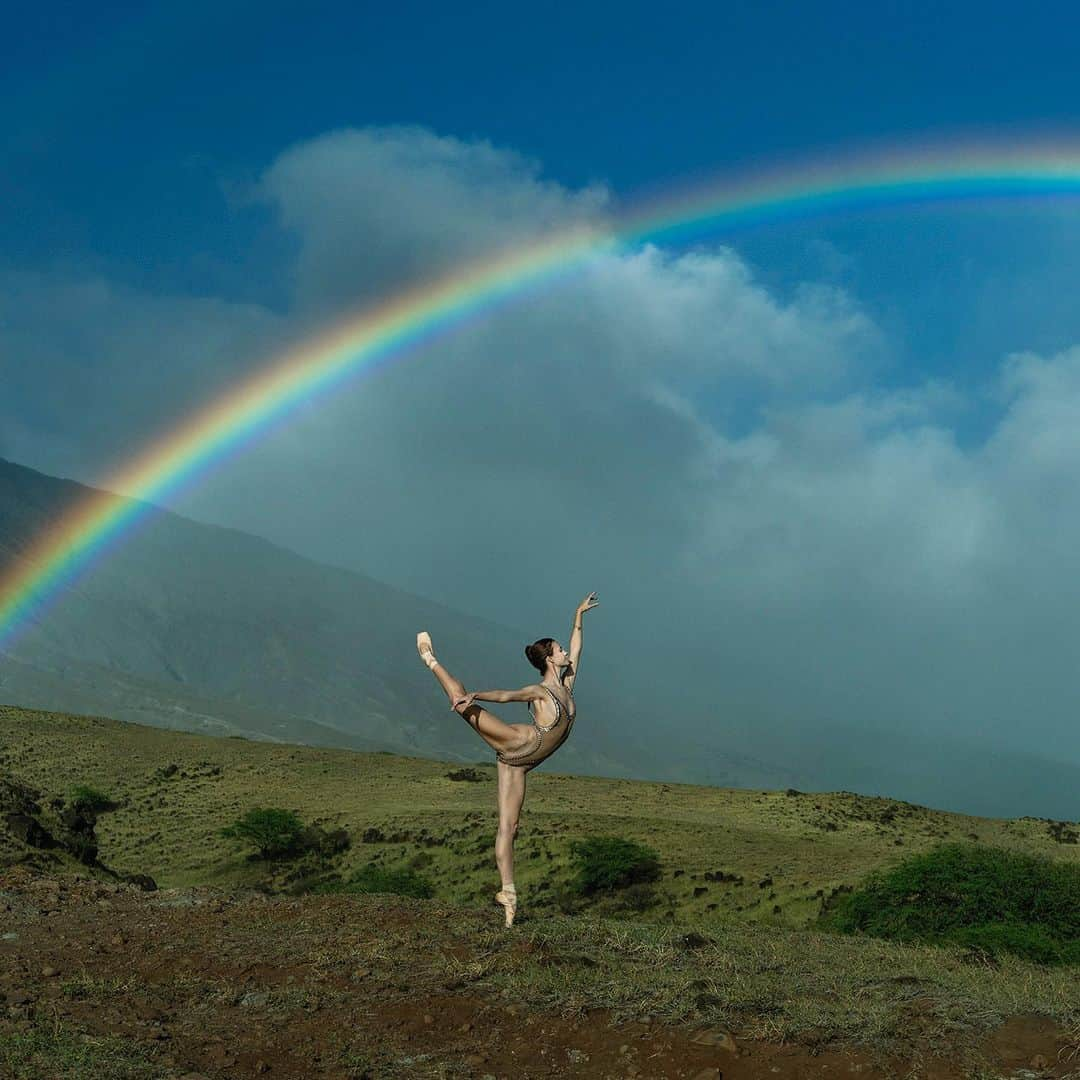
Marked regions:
[549,641,570,667]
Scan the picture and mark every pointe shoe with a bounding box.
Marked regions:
[494,888,518,928]
[416,631,438,669]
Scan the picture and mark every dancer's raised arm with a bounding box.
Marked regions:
[566,591,599,689]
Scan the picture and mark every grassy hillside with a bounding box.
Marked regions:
[4,703,1080,1077]
[3,703,1077,929]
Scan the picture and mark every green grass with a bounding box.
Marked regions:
[0,1023,163,1080]
[821,842,1080,965]
[311,862,435,898]
[3,701,1079,931]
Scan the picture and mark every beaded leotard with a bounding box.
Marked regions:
[495,683,576,769]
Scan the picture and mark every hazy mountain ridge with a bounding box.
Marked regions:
[0,458,674,779]
[3,456,1079,818]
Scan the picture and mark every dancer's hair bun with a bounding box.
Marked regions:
[525,638,555,673]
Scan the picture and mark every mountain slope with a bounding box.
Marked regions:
[3,455,1079,818]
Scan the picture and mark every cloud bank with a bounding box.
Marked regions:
[4,125,1080,769]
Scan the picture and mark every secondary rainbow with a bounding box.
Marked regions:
[4,137,1080,651]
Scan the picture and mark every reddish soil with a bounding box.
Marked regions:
[1,865,1076,1080]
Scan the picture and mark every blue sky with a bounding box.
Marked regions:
[6,0,1080,269]
[6,1,1080,381]
[6,1,1080,764]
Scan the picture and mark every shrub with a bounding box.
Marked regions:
[446,768,486,782]
[567,835,662,897]
[67,784,116,812]
[221,808,305,860]
[310,863,434,899]
[821,843,1080,966]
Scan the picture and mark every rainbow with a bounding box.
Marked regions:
[4,137,1080,651]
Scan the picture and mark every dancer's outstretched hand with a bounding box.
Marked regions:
[452,692,476,712]
[577,591,599,615]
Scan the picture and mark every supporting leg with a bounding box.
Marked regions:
[495,761,527,927]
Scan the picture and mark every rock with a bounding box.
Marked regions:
[0,778,43,815]
[680,932,711,949]
[254,1062,270,1074]
[690,1069,722,1080]
[690,1029,739,1054]
[5,812,56,849]
[40,966,60,978]
[122,873,158,892]
[239,990,270,1008]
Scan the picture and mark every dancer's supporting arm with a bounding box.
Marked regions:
[566,591,599,690]
[453,685,545,712]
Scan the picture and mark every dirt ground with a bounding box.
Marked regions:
[1,865,1077,1080]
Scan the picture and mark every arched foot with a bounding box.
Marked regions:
[494,887,518,928]
[416,631,438,669]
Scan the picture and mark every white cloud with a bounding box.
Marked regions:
[257,125,609,315]
[6,125,1080,765]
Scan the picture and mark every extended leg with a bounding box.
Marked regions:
[495,760,527,927]
[416,632,528,756]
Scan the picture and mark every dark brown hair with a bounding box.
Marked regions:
[525,637,555,673]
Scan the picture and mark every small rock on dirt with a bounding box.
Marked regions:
[691,1029,739,1054]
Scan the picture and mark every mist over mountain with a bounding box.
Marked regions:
[1,456,1077,819]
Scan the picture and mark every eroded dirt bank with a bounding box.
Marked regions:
[1,866,1076,1080]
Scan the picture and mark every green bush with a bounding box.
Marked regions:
[221,808,305,860]
[567,835,662,896]
[310,863,434,899]
[821,842,1080,966]
[67,784,116,812]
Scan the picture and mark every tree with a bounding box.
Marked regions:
[221,808,305,860]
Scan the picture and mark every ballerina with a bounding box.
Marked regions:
[417,591,599,926]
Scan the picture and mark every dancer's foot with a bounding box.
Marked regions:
[495,885,518,928]
[416,631,438,670]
